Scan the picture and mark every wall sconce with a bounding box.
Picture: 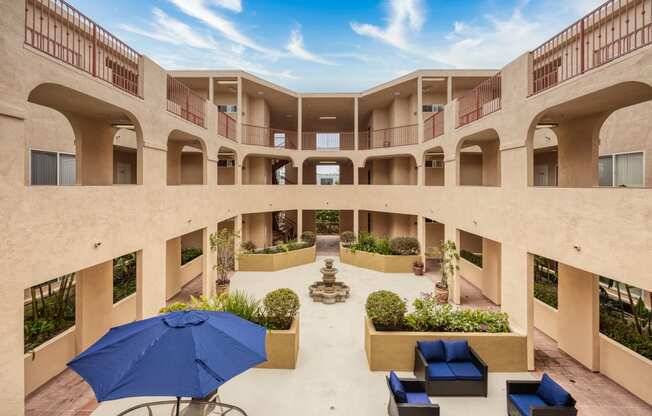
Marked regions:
[94,242,102,249]
[473,220,478,226]
[573,245,581,252]
[187,219,192,223]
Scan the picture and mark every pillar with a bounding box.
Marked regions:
[75,260,114,351]
[482,238,501,305]
[480,140,500,186]
[166,141,183,185]
[297,161,303,185]
[137,242,166,319]
[556,115,603,187]
[417,75,423,143]
[417,216,426,271]
[72,116,115,185]
[353,209,359,237]
[557,264,600,371]
[445,227,462,305]
[236,76,243,143]
[417,164,425,186]
[202,224,218,297]
[354,97,359,150]
[297,209,303,236]
[234,214,243,270]
[297,97,302,150]
[447,76,453,104]
[165,237,181,300]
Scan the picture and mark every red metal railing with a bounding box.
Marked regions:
[301,132,355,150]
[424,110,445,141]
[358,124,418,149]
[24,0,141,96]
[242,124,298,149]
[167,76,206,127]
[531,0,652,95]
[457,74,502,128]
[218,111,236,141]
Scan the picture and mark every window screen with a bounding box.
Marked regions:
[598,155,613,187]
[58,154,76,185]
[31,151,58,185]
[615,152,644,187]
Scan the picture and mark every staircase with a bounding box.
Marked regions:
[271,159,291,185]
[272,211,297,243]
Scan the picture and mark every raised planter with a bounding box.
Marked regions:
[599,334,652,405]
[364,316,527,372]
[340,245,419,273]
[238,245,316,272]
[257,314,300,369]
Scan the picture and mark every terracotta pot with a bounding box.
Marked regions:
[413,266,424,276]
[435,286,449,304]
[216,283,230,296]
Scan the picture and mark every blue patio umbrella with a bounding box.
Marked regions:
[68,310,266,411]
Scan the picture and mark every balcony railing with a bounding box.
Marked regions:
[24,0,141,97]
[218,111,236,141]
[424,110,445,141]
[457,74,502,128]
[531,0,652,95]
[242,124,298,149]
[167,76,206,128]
[358,125,418,149]
[302,132,355,151]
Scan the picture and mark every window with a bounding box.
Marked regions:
[217,105,237,113]
[31,150,76,186]
[320,178,334,185]
[423,104,445,113]
[217,159,235,168]
[599,152,644,188]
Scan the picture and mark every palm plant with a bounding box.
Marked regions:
[438,240,460,290]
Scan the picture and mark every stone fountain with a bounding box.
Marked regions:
[309,258,350,304]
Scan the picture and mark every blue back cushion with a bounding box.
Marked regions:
[536,373,572,407]
[443,340,471,362]
[389,371,407,403]
[418,340,445,362]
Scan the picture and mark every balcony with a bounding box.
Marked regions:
[423,110,445,141]
[456,74,502,128]
[24,0,141,97]
[358,124,418,149]
[242,124,298,149]
[302,132,355,151]
[531,0,652,95]
[166,76,206,128]
[218,111,237,141]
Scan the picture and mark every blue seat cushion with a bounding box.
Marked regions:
[389,371,407,403]
[427,362,456,380]
[443,340,472,362]
[418,340,445,362]
[405,392,431,405]
[536,373,572,407]
[509,394,548,416]
[447,362,483,380]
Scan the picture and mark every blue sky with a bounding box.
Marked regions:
[72,0,603,92]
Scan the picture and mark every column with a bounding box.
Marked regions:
[417,163,425,187]
[297,96,303,150]
[137,241,167,319]
[234,214,243,270]
[354,97,359,150]
[297,161,303,185]
[202,224,218,297]
[445,227,462,305]
[297,209,303,237]
[417,216,426,272]
[481,238,501,305]
[556,115,602,187]
[72,116,115,185]
[165,237,181,300]
[76,260,114,351]
[208,76,214,105]
[236,76,243,143]
[353,161,359,185]
[417,75,424,143]
[353,209,359,237]
[447,76,453,104]
[557,264,600,371]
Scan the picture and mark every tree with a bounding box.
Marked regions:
[210,228,240,281]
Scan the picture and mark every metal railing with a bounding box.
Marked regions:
[531,0,652,95]
[457,74,502,128]
[302,132,355,151]
[217,111,236,141]
[167,76,206,127]
[24,0,141,97]
[242,124,298,149]
[424,110,445,141]
[358,124,418,149]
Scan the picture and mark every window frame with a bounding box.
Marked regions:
[29,148,76,186]
[599,151,645,188]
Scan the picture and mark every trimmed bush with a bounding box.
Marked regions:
[460,249,482,268]
[390,237,420,255]
[534,280,558,309]
[300,231,316,246]
[340,230,356,245]
[366,290,407,330]
[263,288,300,330]
[181,247,202,265]
[600,311,652,360]
[241,241,256,253]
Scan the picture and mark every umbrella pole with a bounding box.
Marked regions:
[176,396,181,416]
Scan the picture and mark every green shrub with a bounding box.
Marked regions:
[340,230,356,245]
[534,280,558,309]
[160,302,190,313]
[460,249,482,268]
[390,237,420,255]
[263,289,300,330]
[241,241,256,253]
[366,290,406,330]
[600,311,652,360]
[300,231,316,246]
[181,247,203,265]
[375,236,392,255]
[219,291,263,323]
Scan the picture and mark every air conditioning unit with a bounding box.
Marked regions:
[426,160,444,168]
[218,160,235,168]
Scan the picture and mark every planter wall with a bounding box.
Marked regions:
[599,334,652,405]
[533,299,558,340]
[238,245,315,272]
[166,254,203,299]
[364,316,528,372]
[459,258,483,288]
[257,314,300,369]
[24,327,76,396]
[340,246,419,273]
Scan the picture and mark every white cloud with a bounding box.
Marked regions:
[286,27,335,65]
[210,0,242,13]
[350,0,425,50]
[167,0,277,55]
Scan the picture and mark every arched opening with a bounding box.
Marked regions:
[241,154,296,185]
[217,146,237,185]
[167,131,206,186]
[457,129,500,187]
[424,146,445,186]
[27,83,143,186]
[359,155,418,185]
[302,157,354,185]
[528,82,652,188]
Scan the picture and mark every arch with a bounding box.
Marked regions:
[241,153,296,185]
[302,156,355,185]
[456,129,501,187]
[423,145,445,187]
[525,81,652,188]
[27,83,144,186]
[217,146,238,185]
[359,153,418,185]
[167,130,207,185]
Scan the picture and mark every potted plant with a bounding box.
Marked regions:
[436,240,459,304]
[210,228,240,296]
[413,260,425,276]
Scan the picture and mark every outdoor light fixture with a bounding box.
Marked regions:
[423,77,446,82]
[393,91,401,96]
[320,161,337,164]
[536,122,559,129]
[257,91,264,95]
[319,116,336,120]
[217,80,237,85]
[112,123,135,131]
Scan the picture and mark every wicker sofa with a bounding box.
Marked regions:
[507,374,577,416]
[413,340,488,397]
[386,372,440,416]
